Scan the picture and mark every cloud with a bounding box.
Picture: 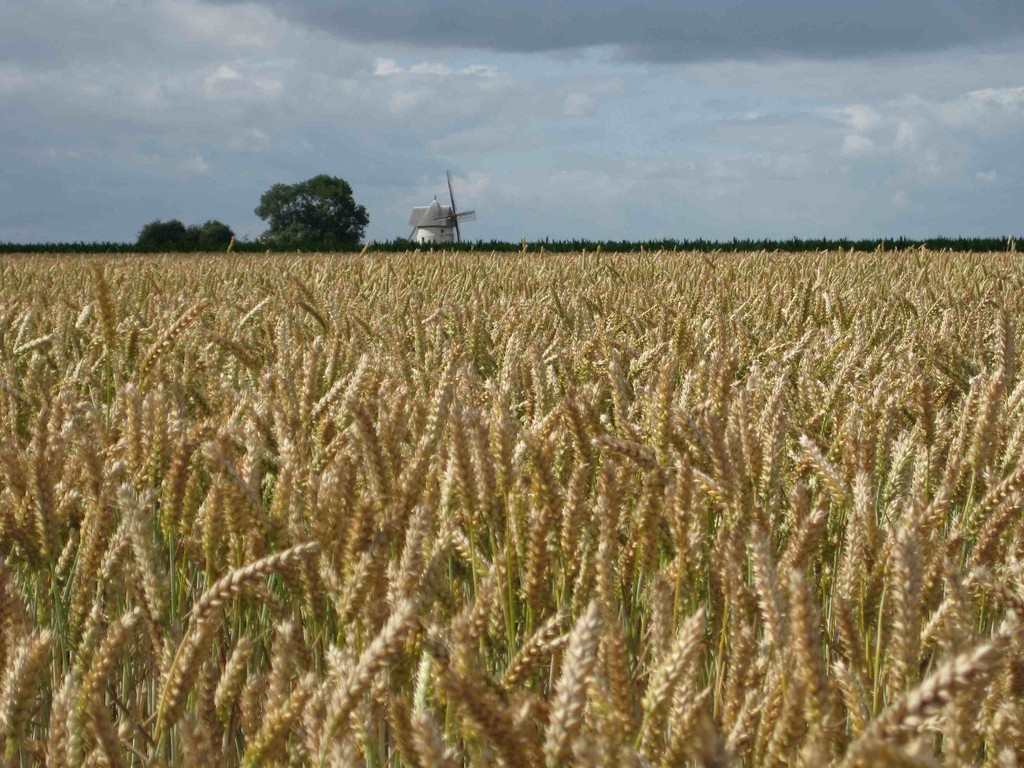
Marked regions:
[1,0,1023,244]
[409,62,453,76]
[815,84,1024,192]
[941,85,1024,129]
[895,121,916,149]
[227,127,272,152]
[841,134,875,157]
[0,68,30,94]
[389,91,427,114]
[1,0,290,68]
[202,0,1024,62]
[374,58,403,77]
[179,155,211,176]
[827,105,882,132]
[374,58,498,78]
[563,93,597,118]
[202,64,283,102]
[161,0,284,49]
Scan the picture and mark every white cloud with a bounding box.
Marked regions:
[941,86,1024,128]
[202,64,283,102]
[227,127,271,152]
[133,84,165,108]
[160,0,285,50]
[122,149,210,178]
[894,120,916,149]
[563,92,597,117]
[410,171,491,209]
[841,134,875,157]
[208,64,243,84]
[42,147,101,162]
[818,84,1023,187]
[66,148,99,161]
[828,104,882,132]
[0,68,30,94]
[976,169,999,183]
[963,86,1024,110]
[389,90,425,114]
[374,58,498,79]
[446,171,491,205]
[461,64,497,78]
[409,62,453,76]
[374,58,403,77]
[179,155,210,175]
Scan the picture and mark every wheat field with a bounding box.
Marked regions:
[0,250,1022,766]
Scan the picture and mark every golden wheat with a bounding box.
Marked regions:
[0,248,1022,765]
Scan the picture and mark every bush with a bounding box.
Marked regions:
[137,219,192,250]
[136,219,235,251]
[197,220,235,250]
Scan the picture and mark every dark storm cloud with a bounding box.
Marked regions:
[203,0,1024,61]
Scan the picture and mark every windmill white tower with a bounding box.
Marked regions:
[408,171,476,244]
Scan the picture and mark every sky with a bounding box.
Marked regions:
[1,0,1022,243]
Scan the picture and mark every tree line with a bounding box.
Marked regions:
[126,174,369,251]
[0,170,1019,253]
[2,236,1019,255]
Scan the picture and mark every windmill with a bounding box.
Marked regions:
[408,171,476,244]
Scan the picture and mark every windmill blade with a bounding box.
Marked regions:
[447,170,458,215]
[432,210,475,224]
[409,226,417,240]
[455,216,461,243]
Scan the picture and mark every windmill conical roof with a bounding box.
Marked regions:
[409,198,453,227]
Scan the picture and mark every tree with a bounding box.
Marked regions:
[197,220,235,250]
[137,219,191,250]
[137,218,235,251]
[255,175,369,250]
